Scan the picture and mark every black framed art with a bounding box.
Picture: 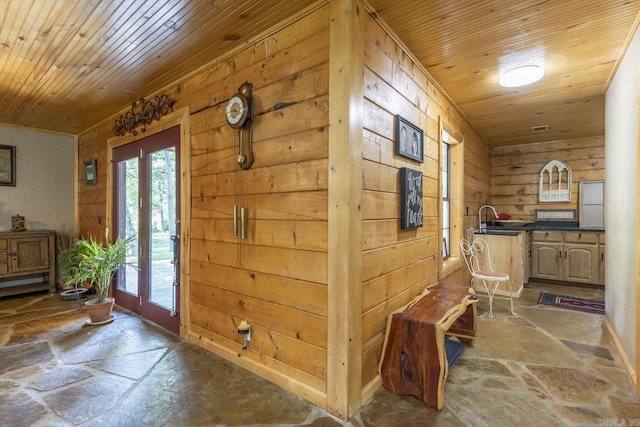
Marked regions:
[395,115,423,162]
[84,158,97,185]
[0,144,16,186]
[400,167,423,229]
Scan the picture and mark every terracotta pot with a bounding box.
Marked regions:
[84,297,115,324]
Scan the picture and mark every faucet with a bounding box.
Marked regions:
[478,205,498,233]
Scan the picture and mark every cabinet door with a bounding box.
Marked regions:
[10,237,49,273]
[0,238,7,275]
[564,244,598,284]
[531,242,562,280]
[598,243,605,285]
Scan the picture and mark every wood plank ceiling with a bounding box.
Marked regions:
[0,0,638,147]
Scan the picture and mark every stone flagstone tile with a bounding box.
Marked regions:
[28,365,93,391]
[0,341,54,375]
[44,376,134,425]
[561,339,613,361]
[464,319,580,366]
[0,391,49,427]
[88,347,167,379]
[526,365,611,403]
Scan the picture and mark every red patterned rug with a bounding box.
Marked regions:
[537,292,605,314]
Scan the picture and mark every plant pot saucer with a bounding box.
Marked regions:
[85,315,115,326]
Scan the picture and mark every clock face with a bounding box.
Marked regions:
[226,94,247,128]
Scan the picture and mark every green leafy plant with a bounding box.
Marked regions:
[59,229,138,303]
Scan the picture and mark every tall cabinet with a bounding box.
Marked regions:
[0,230,56,297]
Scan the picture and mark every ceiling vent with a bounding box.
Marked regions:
[531,125,549,132]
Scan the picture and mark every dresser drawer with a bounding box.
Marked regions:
[0,239,6,250]
[564,232,598,244]
[531,231,563,242]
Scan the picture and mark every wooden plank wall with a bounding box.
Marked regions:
[78,4,332,407]
[359,10,491,392]
[491,136,605,219]
[75,0,495,414]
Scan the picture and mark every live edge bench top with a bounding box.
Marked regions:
[378,283,477,410]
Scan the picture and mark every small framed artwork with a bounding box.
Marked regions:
[400,167,423,230]
[395,115,424,162]
[84,158,97,186]
[0,144,16,186]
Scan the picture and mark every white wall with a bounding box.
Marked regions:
[0,124,75,232]
[604,24,640,372]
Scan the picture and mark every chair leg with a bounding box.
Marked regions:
[508,280,517,316]
[481,279,498,318]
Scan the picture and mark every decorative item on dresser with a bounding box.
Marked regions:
[0,230,56,297]
[11,214,26,231]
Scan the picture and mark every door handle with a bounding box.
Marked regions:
[241,207,246,240]
[233,205,238,237]
[170,234,180,265]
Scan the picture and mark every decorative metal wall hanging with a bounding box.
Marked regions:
[114,94,175,136]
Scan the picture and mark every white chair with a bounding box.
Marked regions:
[460,238,516,317]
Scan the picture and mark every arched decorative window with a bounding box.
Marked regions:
[539,160,572,202]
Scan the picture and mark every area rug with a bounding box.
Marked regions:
[537,292,605,314]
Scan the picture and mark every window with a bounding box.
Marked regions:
[440,124,463,274]
[442,138,451,259]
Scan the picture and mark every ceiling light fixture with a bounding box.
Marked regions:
[499,65,544,87]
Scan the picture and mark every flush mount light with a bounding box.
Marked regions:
[499,65,544,87]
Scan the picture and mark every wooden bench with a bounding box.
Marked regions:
[378,283,477,410]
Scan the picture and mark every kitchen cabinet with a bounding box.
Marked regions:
[530,230,603,285]
[530,231,562,281]
[473,231,526,297]
[0,230,56,297]
[598,234,605,285]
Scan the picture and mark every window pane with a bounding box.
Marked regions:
[442,141,450,197]
[117,158,139,297]
[443,200,450,258]
[148,148,177,311]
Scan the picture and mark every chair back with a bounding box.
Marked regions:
[460,237,495,275]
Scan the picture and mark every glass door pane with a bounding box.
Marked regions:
[148,148,177,312]
[116,157,139,296]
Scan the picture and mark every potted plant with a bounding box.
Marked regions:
[55,225,78,293]
[59,228,137,324]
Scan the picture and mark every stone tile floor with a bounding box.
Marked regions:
[0,281,639,426]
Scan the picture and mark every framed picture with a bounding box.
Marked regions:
[395,115,424,162]
[400,167,423,229]
[0,144,16,186]
[84,158,97,185]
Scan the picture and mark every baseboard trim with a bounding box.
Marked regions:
[603,317,637,391]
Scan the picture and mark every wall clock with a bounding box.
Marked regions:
[226,82,254,170]
[226,93,249,128]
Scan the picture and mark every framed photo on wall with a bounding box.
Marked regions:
[0,144,16,186]
[84,158,97,186]
[395,115,423,162]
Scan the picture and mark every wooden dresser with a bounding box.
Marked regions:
[0,230,56,297]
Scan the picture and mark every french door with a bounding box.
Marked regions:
[112,126,181,334]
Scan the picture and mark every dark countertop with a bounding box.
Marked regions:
[486,221,604,233]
